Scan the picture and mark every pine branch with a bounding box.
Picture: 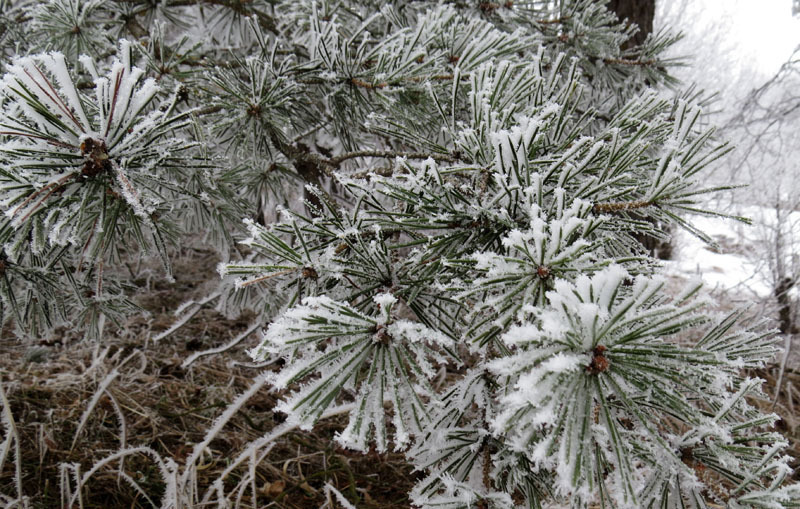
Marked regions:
[327,150,459,167]
[602,57,658,66]
[269,130,461,181]
[593,200,655,213]
[115,0,279,34]
[348,74,459,89]
[267,133,331,182]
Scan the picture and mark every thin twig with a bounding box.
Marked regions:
[182,322,262,368]
[328,150,457,167]
[237,268,298,288]
[593,200,655,213]
[602,57,657,67]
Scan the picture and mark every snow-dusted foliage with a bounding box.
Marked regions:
[0,0,797,507]
[221,0,797,505]
[1,43,185,246]
[0,40,237,336]
[29,0,117,61]
[251,293,452,451]
[491,267,782,506]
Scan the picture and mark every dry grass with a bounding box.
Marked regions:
[0,248,417,508]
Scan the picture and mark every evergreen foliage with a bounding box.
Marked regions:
[0,0,797,506]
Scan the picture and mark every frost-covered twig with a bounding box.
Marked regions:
[152,291,222,342]
[0,381,26,507]
[181,321,262,368]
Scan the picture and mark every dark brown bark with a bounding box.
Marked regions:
[606,0,656,49]
[605,1,672,259]
[775,277,797,334]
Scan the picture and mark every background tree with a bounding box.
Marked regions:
[607,0,655,49]
[657,1,800,375]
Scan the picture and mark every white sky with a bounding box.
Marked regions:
[656,0,800,105]
[727,0,800,74]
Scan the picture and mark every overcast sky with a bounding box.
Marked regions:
[656,0,799,106]
[729,0,799,73]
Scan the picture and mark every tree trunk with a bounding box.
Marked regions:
[606,0,656,49]
[606,0,671,259]
[775,277,796,335]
